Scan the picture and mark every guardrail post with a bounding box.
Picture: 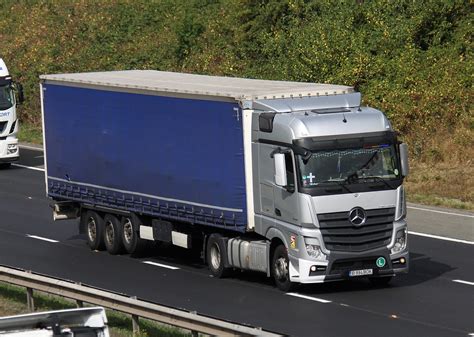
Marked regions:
[132,314,139,335]
[26,287,35,312]
[190,311,198,337]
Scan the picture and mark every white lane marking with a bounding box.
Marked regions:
[452,279,474,286]
[286,292,332,303]
[26,235,59,243]
[408,231,474,245]
[12,163,45,172]
[408,206,474,218]
[142,261,180,270]
[19,144,44,151]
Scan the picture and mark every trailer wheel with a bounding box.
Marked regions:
[85,211,105,251]
[206,234,229,278]
[104,214,124,255]
[272,245,296,292]
[121,216,146,255]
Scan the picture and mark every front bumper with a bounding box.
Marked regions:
[290,247,409,284]
[0,138,19,162]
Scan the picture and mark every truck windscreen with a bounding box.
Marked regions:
[297,143,401,193]
[0,84,14,110]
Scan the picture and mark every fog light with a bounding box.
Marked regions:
[391,228,408,254]
[400,257,406,264]
[310,265,317,272]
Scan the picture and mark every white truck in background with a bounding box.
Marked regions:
[0,58,23,167]
[0,307,110,336]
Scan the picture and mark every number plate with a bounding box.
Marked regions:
[349,268,373,277]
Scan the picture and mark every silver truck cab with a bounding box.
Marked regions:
[246,92,409,290]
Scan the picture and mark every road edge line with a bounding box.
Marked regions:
[408,231,474,245]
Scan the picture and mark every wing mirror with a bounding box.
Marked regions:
[274,153,288,187]
[14,82,24,104]
[399,143,409,177]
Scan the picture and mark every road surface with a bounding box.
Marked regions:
[0,147,472,337]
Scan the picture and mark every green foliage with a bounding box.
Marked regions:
[1,0,472,202]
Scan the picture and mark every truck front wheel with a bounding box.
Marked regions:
[206,234,229,278]
[272,245,297,292]
[85,211,105,251]
[104,214,124,255]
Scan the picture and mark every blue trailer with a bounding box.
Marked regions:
[41,71,409,291]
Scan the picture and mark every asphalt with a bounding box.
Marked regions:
[0,147,472,337]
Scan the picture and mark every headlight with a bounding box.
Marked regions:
[395,186,406,220]
[306,244,322,259]
[7,144,17,154]
[391,228,407,254]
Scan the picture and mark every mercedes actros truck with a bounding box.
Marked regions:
[41,70,409,291]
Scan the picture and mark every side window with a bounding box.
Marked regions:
[285,152,295,188]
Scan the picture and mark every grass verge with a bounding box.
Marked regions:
[18,122,43,145]
[0,282,189,337]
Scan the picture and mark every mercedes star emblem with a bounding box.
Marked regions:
[349,207,366,227]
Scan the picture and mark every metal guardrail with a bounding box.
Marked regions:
[0,266,281,336]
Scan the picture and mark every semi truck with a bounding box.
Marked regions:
[41,70,409,291]
[0,58,23,167]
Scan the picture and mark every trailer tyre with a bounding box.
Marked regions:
[206,234,229,278]
[85,211,105,251]
[121,216,147,256]
[272,245,297,292]
[104,214,124,255]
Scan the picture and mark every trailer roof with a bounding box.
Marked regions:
[40,70,354,101]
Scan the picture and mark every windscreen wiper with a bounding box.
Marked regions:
[358,176,394,189]
[318,179,353,193]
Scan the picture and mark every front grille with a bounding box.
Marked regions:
[318,208,395,252]
[0,121,6,134]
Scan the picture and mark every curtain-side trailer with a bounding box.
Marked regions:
[41,71,409,291]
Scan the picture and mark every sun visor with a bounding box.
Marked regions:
[252,92,361,112]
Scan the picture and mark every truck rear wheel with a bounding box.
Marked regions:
[272,245,297,292]
[121,216,146,255]
[85,211,105,251]
[206,234,229,278]
[104,214,124,255]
